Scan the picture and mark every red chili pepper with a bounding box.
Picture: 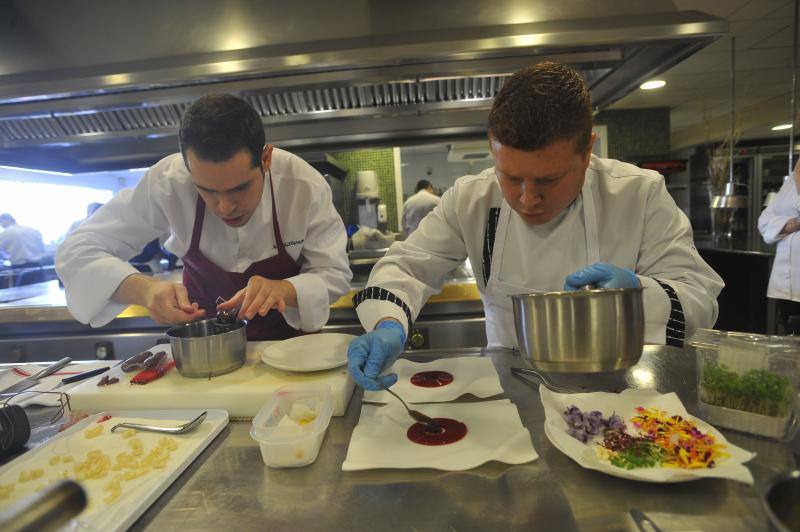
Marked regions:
[97,415,113,423]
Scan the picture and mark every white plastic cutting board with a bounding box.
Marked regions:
[0,409,228,532]
[67,342,355,418]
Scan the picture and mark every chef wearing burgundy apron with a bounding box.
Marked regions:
[182,168,305,340]
[56,94,352,337]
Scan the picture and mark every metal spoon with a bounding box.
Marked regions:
[378,382,442,433]
[510,367,585,394]
[110,411,207,435]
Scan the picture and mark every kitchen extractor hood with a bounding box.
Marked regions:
[0,0,727,173]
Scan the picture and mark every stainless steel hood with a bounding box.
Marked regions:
[0,0,727,172]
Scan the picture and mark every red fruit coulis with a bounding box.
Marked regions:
[410,371,454,388]
[406,418,467,445]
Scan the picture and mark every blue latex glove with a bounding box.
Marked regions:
[347,320,407,391]
[563,262,640,291]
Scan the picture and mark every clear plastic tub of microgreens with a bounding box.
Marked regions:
[688,329,800,440]
[250,384,333,468]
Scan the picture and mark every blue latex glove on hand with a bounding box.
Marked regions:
[563,262,640,291]
[347,320,407,391]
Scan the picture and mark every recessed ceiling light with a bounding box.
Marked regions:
[640,80,666,90]
[772,123,792,131]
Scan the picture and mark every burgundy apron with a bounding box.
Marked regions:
[182,170,302,341]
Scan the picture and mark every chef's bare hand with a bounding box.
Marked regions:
[114,274,205,324]
[781,217,800,235]
[218,276,297,320]
[143,280,206,324]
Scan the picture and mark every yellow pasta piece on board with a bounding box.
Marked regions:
[85,425,104,439]
[0,484,14,499]
[103,490,121,504]
[122,429,136,439]
[49,456,61,466]
[61,455,74,463]
[19,470,30,482]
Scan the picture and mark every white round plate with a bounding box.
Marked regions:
[261,333,356,372]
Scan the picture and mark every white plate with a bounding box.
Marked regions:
[261,333,356,372]
[540,387,756,484]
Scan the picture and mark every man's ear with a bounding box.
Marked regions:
[583,132,597,165]
[261,144,274,172]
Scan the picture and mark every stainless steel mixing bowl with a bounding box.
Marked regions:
[761,469,800,532]
[511,287,645,372]
[166,318,247,378]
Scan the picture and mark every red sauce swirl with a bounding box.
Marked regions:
[410,371,454,388]
[407,418,467,445]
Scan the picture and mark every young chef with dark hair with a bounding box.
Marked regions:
[348,61,724,390]
[57,93,351,340]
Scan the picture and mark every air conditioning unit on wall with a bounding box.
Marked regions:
[447,141,494,163]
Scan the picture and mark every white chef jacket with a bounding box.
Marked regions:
[402,190,441,236]
[758,177,800,301]
[354,155,723,347]
[0,224,45,265]
[56,148,352,329]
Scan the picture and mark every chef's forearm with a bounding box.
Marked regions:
[111,273,154,306]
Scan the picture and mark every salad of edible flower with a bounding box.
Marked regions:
[563,405,729,470]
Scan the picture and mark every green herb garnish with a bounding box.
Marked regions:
[609,441,665,470]
[700,363,794,417]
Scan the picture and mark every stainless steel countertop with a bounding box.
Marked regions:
[695,235,776,257]
[39,346,785,531]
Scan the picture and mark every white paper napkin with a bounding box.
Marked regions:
[363,357,503,404]
[0,362,110,407]
[540,387,755,484]
[342,399,538,471]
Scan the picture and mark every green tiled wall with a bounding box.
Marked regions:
[332,148,399,232]
[594,107,670,161]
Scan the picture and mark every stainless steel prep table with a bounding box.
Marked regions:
[12,346,800,531]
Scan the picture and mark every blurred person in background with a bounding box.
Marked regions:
[402,179,441,237]
[758,159,800,334]
[63,202,104,241]
[0,213,46,285]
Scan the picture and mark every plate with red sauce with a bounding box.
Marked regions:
[342,399,537,471]
[361,357,503,404]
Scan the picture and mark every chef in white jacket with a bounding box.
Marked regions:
[758,159,800,333]
[402,179,441,236]
[348,61,723,390]
[57,93,351,340]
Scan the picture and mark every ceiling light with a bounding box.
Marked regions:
[640,80,666,90]
[772,123,792,131]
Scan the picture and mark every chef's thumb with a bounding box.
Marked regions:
[174,284,195,311]
[376,373,398,388]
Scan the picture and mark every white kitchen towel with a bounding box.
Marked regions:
[342,399,538,471]
[540,387,755,484]
[362,357,503,404]
[0,362,110,407]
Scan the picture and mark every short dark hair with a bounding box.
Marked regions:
[179,93,265,169]
[415,179,433,193]
[488,61,592,153]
